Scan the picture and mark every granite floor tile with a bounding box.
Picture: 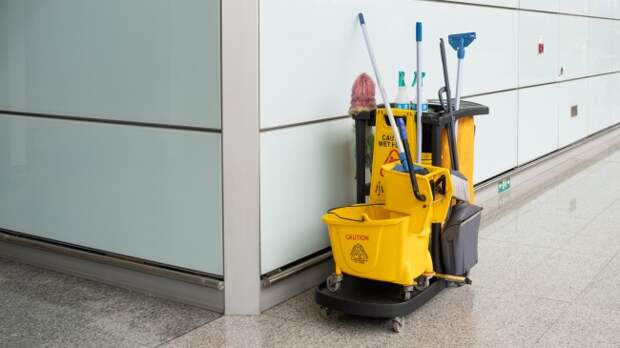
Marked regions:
[85,300,218,347]
[468,239,554,292]
[534,304,620,348]
[518,183,615,222]
[485,206,590,249]
[161,315,337,348]
[0,259,220,348]
[0,291,101,348]
[556,161,620,200]
[517,249,612,302]
[562,218,620,257]
[576,252,620,311]
[42,328,149,348]
[592,199,620,226]
[602,147,620,163]
[318,286,568,348]
[263,289,347,331]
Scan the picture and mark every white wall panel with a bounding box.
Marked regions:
[518,11,560,86]
[589,18,616,75]
[614,22,620,71]
[588,75,615,133]
[518,84,559,164]
[589,0,619,18]
[612,74,620,125]
[260,0,518,128]
[0,115,223,274]
[559,16,589,80]
[560,0,589,15]
[0,0,221,128]
[467,91,518,183]
[520,0,559,12]
[455,0,518,7]
[260,119,356,274]
[558,79,589,147]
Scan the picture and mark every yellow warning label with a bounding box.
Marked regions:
[369,107,417,203]
[350,243,369,264]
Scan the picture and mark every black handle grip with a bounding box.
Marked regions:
[396,119,426,202]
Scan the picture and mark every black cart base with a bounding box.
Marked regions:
[315,274,447,332]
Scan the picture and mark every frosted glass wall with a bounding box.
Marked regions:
[0,0,220,128]
[0,0,223,275]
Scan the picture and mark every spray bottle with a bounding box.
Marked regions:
[394,71,410,110]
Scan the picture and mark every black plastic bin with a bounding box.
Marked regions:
[441,203,483,276]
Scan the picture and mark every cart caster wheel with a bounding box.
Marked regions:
[392,317,404,333]
[326,274,342,293]
[401,285,413,301]
[415,276,430,291]
[319,306,332,319]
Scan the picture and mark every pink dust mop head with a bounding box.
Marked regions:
[349,73,377,115]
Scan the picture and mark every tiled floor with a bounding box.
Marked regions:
[0,258,220,347]
[4,143,620,347]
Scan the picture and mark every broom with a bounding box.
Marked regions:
[439,38,470,203]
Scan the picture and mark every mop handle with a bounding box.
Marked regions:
[358,13,407,161]
[449,32,476,110]
[440,38,460,171]
[455,58,463,111]
[415,22,423,162]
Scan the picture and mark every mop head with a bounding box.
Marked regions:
[451,170,471,203]
[349,73,377,115]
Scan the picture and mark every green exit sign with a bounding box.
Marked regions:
[498,177,511,193]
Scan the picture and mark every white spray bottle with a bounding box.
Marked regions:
[394,71,410,110]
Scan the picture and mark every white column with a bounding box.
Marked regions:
[222,0,261,315]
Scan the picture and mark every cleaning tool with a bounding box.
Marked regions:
[412,72,426,107]
[448,32,476,111]
[394,71,410,110]
[415,22,424,162]
[396,118,426,201]
[349,73,377,115]
[438,38,470,203]
[357,13,410,174]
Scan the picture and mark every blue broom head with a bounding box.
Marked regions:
[448,32,476,59]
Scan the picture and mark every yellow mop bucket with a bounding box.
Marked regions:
[322,163,453,287]
[323,204,432,286]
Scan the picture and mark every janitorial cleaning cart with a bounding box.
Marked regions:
[315,13,489,333]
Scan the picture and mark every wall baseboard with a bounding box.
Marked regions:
[0,232,224,313]
[260,258,333,312]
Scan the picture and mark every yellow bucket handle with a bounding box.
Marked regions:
[325,203,383,223]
